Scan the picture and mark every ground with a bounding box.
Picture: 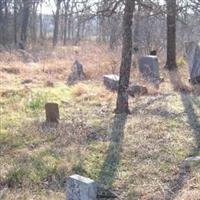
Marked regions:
[0,42,200,200]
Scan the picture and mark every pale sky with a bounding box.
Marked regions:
[41,0,166,15]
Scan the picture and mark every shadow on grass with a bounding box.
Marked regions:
[98,114,127,186]
[191,96,200,108]
[165,70,200,200]
[131,93,172,113]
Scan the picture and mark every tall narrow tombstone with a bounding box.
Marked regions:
[66,174,97,200]
[185,42,200,84]
[45,103,59,123]
[138,55,160,83]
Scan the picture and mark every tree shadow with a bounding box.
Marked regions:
[165,70,200,200]
[190,96,200,109]
[131,93,172,113]
[98,114,127,186]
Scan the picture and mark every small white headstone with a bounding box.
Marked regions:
[66,174,97,200]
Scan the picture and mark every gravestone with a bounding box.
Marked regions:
[67,60,86,85]
[138,56,160,83]
[128,85,148,97]
[185,42,200,84]
[45,103,59,123]
[66,174,97,200]
[103,74,119,91]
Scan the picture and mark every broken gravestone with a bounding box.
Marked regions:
[66,174,97,200]
[103,75,148,97]
[103,74,119,91]
[138,55,160,83]
[67,60,86,85]
[128,85,148,97]
[185,42,200,84]
[45,103,59,123]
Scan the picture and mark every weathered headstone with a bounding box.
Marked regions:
[66,174,97,200]
[185,42,200,84]
[138,56,160,83]
[45,103,59,123]
[103,74,119,91]
[67,60,86,85]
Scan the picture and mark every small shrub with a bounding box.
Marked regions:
[26,92,47,111]
[7,168,26,187]
[177,56,187,67]
[70,83,88,97]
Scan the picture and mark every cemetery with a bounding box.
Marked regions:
[0,41,200,199]
[0,0,200,200]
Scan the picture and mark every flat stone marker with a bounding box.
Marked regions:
[185,156,200,167]
[138,55,160,83]
[45,103,59,123]
[103,74,119,91]
[66,174,97,200]
[185,42,200,84]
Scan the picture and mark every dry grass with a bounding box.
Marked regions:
[70,83,89,97]
[0,42,200,200]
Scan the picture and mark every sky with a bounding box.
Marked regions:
[41,0,166,15]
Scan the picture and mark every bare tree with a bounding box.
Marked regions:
[53,0,62,47]
[20,0,31,49]
[115,0,134,114]
[63,0,70,45]
[165,0,177,70]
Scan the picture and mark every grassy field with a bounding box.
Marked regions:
[0,43,200,199]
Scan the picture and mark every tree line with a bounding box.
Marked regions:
[0,0,199,50]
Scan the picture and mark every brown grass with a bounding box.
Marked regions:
[0,42,199,200]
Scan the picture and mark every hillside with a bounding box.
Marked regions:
[0,43,200,200]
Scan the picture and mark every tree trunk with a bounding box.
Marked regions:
[67,15,71,40]
[53,0,62,47]
[75,16,81,45]
[14,0,18,45]
[133,1,140,51]
[39,2,43,41]
[31,3,38,43]
[20,0,31,49]
[109,15,118,50]
[115,0,134,114]
[63,0,70,45]
[0,1,4,44]
[165,0,177,70]
[2,0,9,45]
